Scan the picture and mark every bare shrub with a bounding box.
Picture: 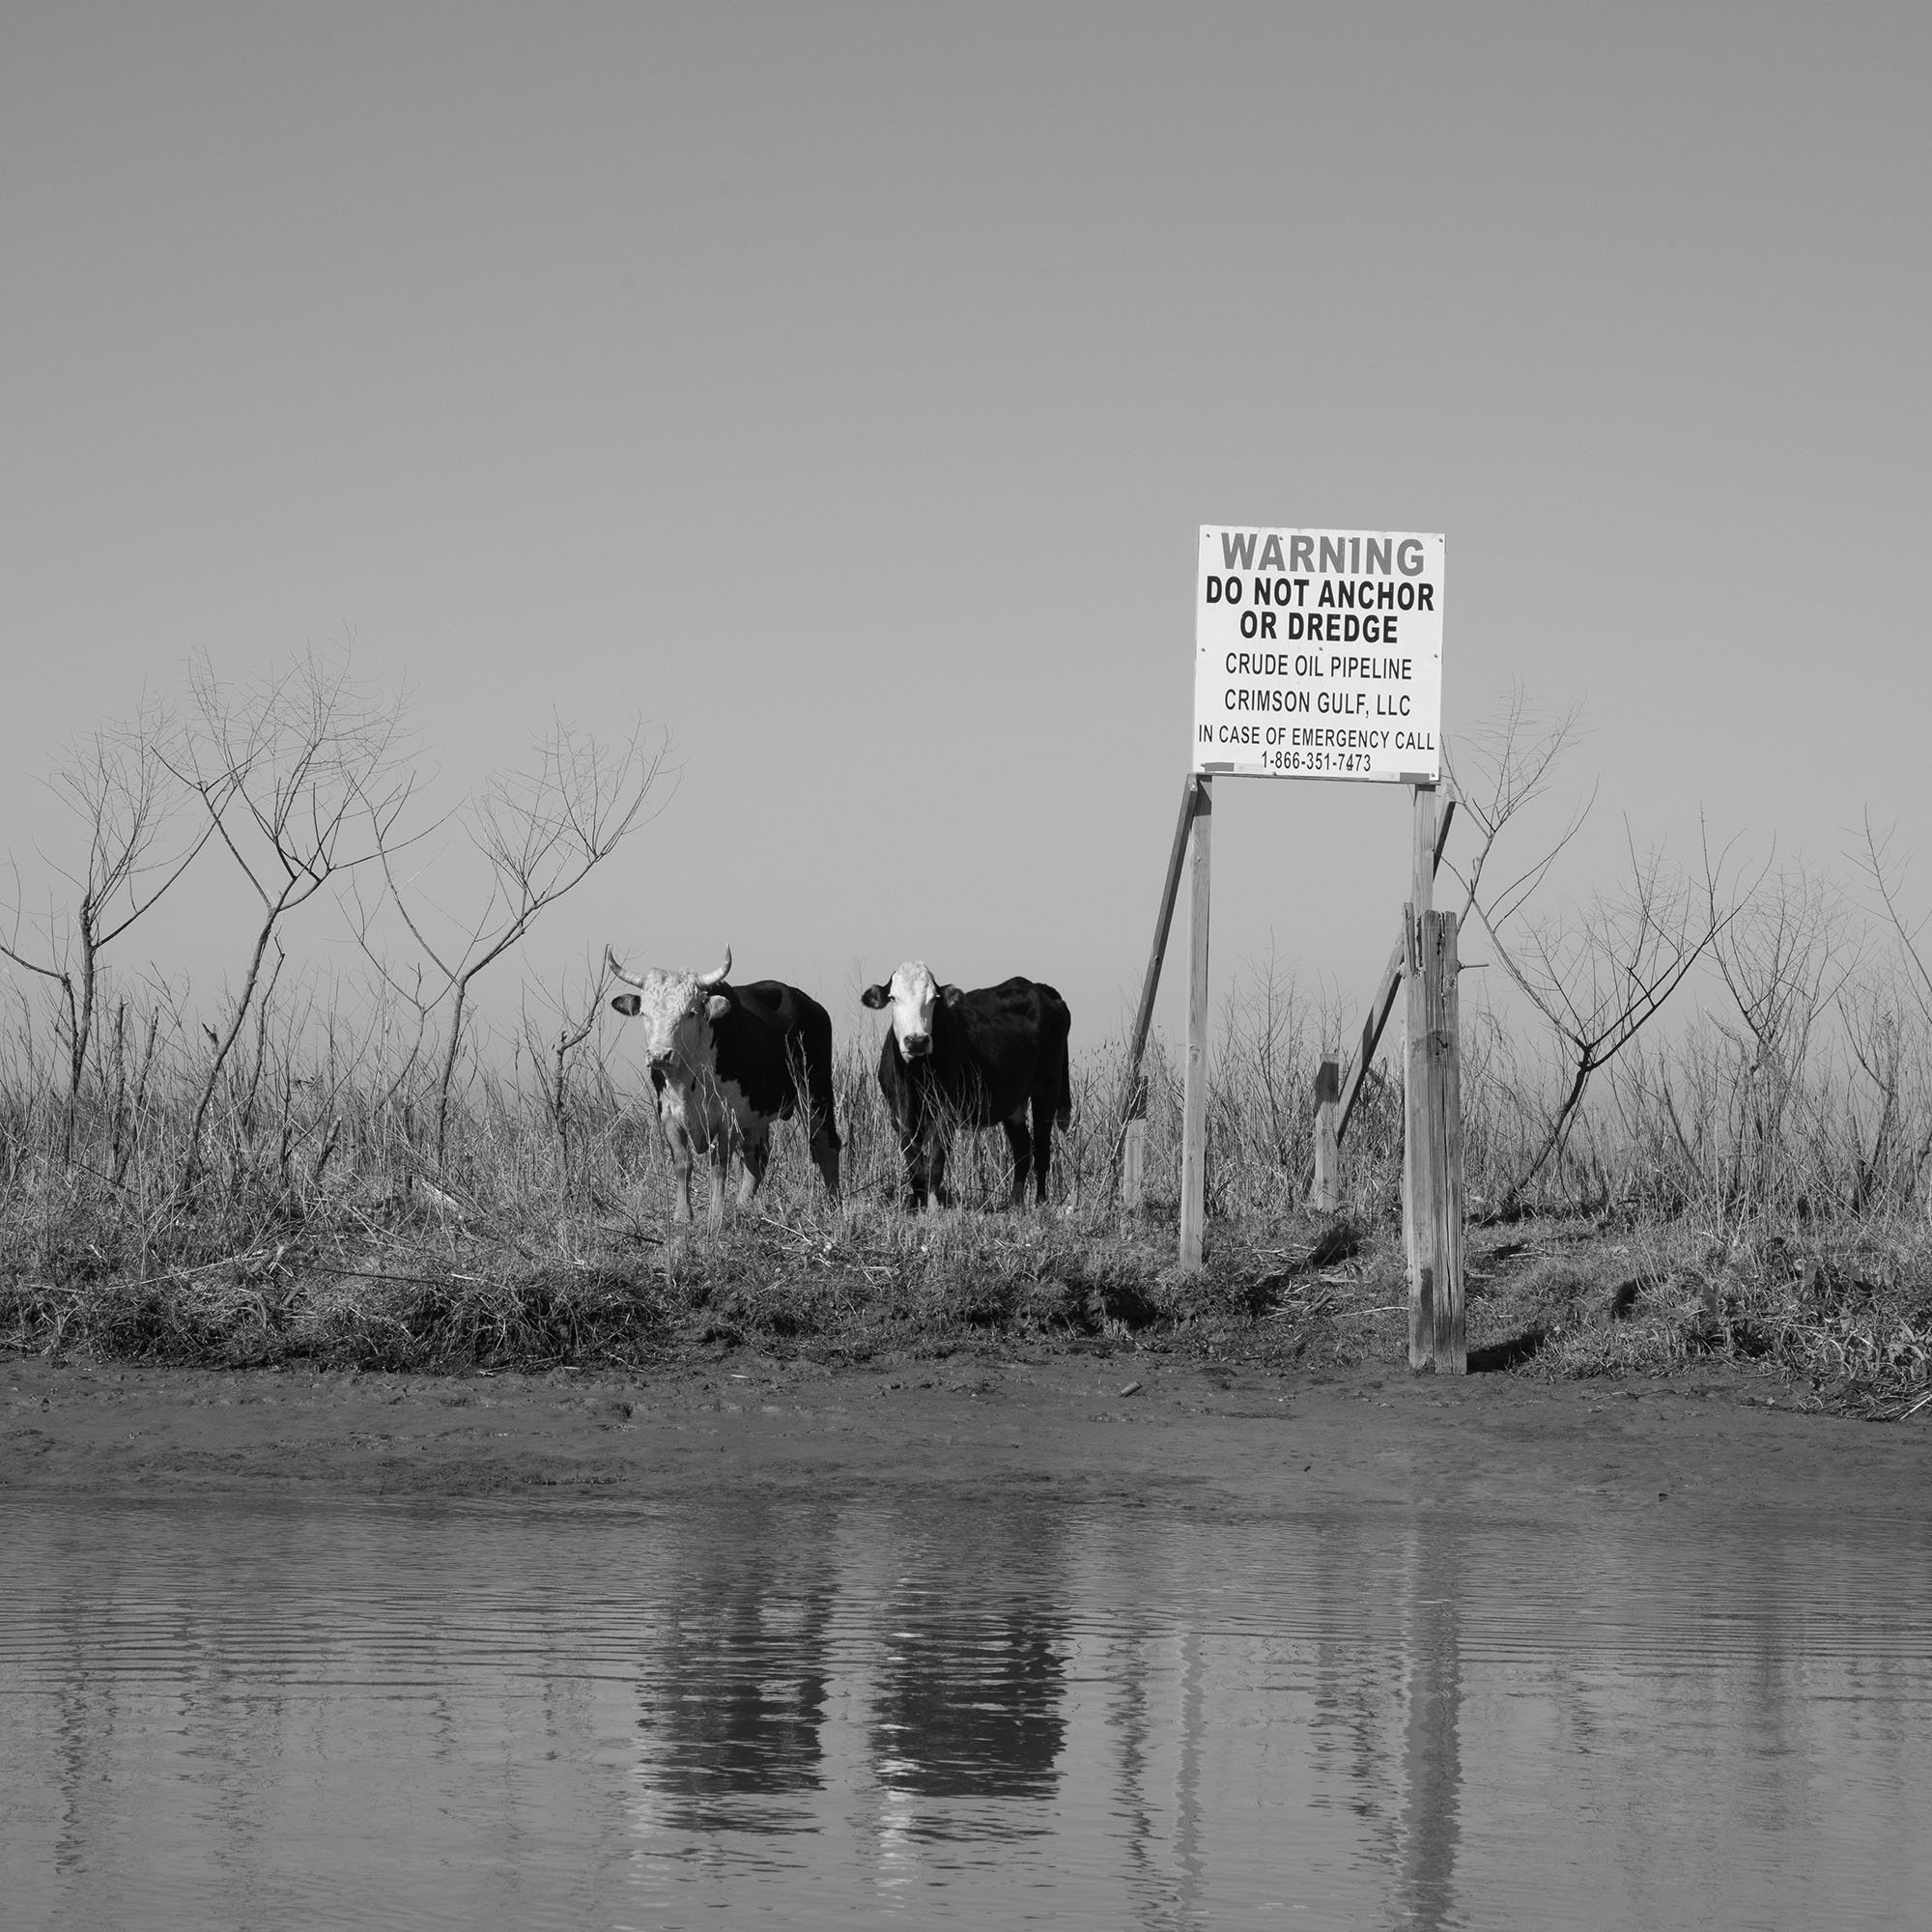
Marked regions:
[1,696,212,1160]
[164,651,414,1188]
[360,717,669,1170]
[1471,829,1733,1216]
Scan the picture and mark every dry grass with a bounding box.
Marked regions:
[2,976,1930,1421]
[9,668,1929,1414]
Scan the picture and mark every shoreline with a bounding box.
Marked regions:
[7,1350,1926,1525]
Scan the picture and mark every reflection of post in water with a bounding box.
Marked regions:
[1103,1615,1156,1862]
[1395,1520,1463,1932]
[1174,1618,1208,1919]
[1307,1518,1406,1866]
[869,1519,1067,1808]
[636,1507,838,1833]
[1094,1608,1211,1925]
[52,1634,105,1885]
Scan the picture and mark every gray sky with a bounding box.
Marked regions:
[4,4,1927,1054]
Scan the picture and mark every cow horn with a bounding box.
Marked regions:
[696,946,731,988]
[605,946,649,989]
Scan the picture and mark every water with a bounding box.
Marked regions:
[5,1490,1930,1930]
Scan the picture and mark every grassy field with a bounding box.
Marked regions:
[4,990,1928,1424]
[6,665,1924,1419]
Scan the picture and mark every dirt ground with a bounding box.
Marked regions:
[5,1348,1926,1524]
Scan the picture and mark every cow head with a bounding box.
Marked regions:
[607,945,732,1078]
[861,960,954,1061]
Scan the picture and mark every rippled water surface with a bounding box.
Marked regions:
[6,1489,1930,1930]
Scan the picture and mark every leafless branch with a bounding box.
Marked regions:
[370,715,671,1167]
[0,696,214,1157]
[161,648,415,1187]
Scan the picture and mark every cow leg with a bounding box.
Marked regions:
[1030,1094,1055,1205]
[1003,1116,1032,1208]
[927,1127,953,1210]
[661,1116,695,1224]
[809,1127,840,1201]
[737,1125,771,1208]
[899,1136,927,1212]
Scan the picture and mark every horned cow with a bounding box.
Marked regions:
[607,945,840,1226]
[861,960,1071,1211]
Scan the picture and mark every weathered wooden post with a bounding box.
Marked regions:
[1406,886,1465,1372]
[1433,911,1466,1368]
[1404,781,1438,1363]
[1179,777,1213,1270]
[1309,1049,1342,1211]
[1404,904,1435,1366]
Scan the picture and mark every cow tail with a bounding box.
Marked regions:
[805,1005,842,1151]
[1052,998,1073,1129]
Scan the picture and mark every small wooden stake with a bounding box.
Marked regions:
[1179,778,1212,1271]
[1309,1049,1342,1212]
[1121,1118,1146,1208]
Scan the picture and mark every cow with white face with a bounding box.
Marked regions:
[861,961,1072,1210]
[607,944,840,1227]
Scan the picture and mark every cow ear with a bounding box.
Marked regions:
[705,994,730,1021]
[941,984,965,1007]
[611,994,640,1017]
[860,983,889,1009]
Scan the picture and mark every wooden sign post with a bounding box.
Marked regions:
[1106,769,1214,1272]
[1112,775,1203,1210]
[1435,907,1466,1368]
[1179,778,1212,1269]
[1403,781,1436,1334]
[1403,783,1465,1371]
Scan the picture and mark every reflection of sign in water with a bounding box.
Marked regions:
[1192,526,1444,782]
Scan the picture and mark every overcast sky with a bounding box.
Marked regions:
[3,4,1927,1063]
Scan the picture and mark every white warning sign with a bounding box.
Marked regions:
[1192,526,1443,782]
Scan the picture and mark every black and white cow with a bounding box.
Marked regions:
[860,961,1071,1210]
[607,945,840,1226]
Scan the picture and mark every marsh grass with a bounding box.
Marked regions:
[2,969,1930,1418]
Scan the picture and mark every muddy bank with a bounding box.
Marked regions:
[5,1350,1926,1528]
